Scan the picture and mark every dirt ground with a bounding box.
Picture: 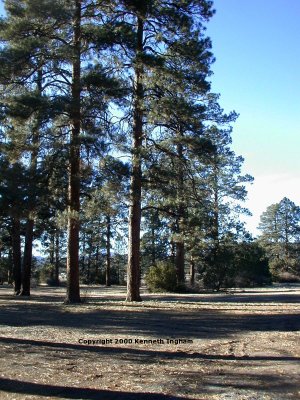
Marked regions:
[0,284,299,400]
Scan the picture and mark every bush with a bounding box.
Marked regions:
[145,262,178,292]
[37,264,55,285]
[201,242,272,290]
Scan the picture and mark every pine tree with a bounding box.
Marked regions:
[0,0,123,302]
[198,126,253,289]
[0,160,25,294]
[258,197,300,278]
[109,0,215,300]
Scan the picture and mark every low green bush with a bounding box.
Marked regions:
[145,262,178,292]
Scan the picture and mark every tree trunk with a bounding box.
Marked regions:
[106,215,111,287]
[11,218,22,295]
[54,230,60,286]
[211,157,220,268]
[20,67,42,296]
[87,247,91,283]
[126,16,144,302]
[49,232,55,280]
[175,137,185,285]
[190,256,195,286]
[95,243,100,282]
[8,250,13,284]
[151,213,156,266]
[21,218,34,296]
[175,240,185,285]
[65,0,82,303]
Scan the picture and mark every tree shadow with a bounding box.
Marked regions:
[169,370,300,398]
[0,342,299,399]
[0,377,189,399]
[144,292,300,304]
[0,336,300,364]
[0,299,299,339]
[1,284,300,305]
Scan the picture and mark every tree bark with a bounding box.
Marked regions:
[11,217,22,295]
[126,16,144,302]
[65,0,82,303]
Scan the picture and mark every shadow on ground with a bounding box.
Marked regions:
[0,377,187,400]
[1,337,300,364]
[0,300,299,339]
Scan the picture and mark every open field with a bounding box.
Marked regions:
[0,284,299,400]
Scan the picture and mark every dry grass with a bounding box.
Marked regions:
[0,284,299,399]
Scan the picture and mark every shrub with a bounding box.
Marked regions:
[145,262,178,292]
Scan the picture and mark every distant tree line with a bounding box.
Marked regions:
[0,1,295,301]
[258,197,300,283]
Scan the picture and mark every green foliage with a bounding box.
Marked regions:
[201,241,272,290]
[202,244,235,290]
[258,197,300,280]
[0,257,10,283]
[0,0,263,301]
[145,262,178,293]
[36,263,52,284]
[234,242,272,287]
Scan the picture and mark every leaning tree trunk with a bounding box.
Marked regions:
[65,0,82,303]
[126,16,144,302]
[11,217,22,295]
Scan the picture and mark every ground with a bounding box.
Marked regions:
[0,284,299,400]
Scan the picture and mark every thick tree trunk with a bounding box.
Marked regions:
[11,218,22,295]
[65,0,82,303]
[21,218,34,296]
[105,215,111,287]
[126,16,144,302]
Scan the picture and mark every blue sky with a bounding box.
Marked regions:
[1,1,299,236]
[207,0,300,235]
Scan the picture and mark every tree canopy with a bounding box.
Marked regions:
[0,0,275,300]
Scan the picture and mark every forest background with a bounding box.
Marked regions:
[1,1,300,302]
